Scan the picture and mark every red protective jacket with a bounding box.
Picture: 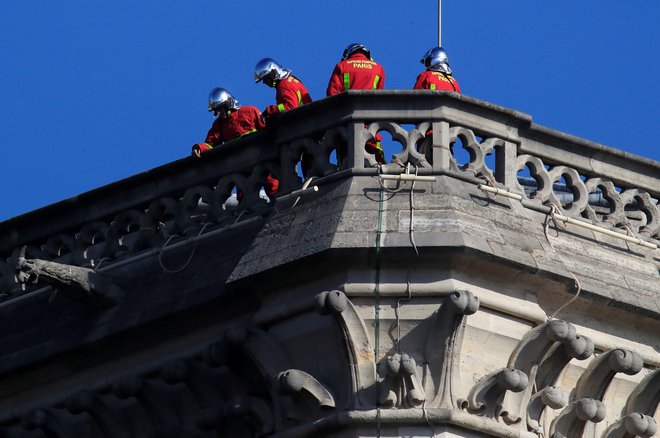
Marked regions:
[413,71,461,93]
[192,105,278,196]
[264,75,312,117]
[195,105,265,153]
[326,53,386,96]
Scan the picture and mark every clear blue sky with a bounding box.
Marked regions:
[1,1,658,222]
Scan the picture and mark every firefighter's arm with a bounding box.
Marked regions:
[263,105,280,118]
[252,107,267,130]
[376,65,386,90]
[413,73,425,90]
[193,122,223,156]
[191,142,212,157]
[326,64,343,96]
[277,82,299,111]
[452,78,461,94]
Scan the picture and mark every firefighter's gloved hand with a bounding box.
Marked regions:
[263,105,280,118]
[191,142,211,158]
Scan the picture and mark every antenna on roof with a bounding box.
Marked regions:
[438,0,442,47]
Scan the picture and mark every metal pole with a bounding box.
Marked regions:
[438,0,442,47]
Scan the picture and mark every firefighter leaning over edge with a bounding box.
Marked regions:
[414,47,461,93]
[254,58,312,120]
[191,87,279,198]
[254,58,314,176]
[327,43,386,165]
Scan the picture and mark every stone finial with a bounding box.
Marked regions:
[277,369,336,410]
[314,290,348,315]
[425,290,479,408]
[575,349,643,401]
[463,368,528,420]
[378,353,426,408]
[549,398,606,438]
[604,413,657,438]
[527,386,569,433]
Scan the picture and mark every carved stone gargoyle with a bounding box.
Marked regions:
[16,248,124,308]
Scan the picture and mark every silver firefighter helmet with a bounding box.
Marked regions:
[342,42,370,60]
[207,87,240,118]
[420,47,452,75]
[254,58,292,87]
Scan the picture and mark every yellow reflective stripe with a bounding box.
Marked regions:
[239,129,257,137]
[372,75,380,89]
[344,73,350,90]
[430,84,436,90]
[205,142,213,149]
[297,90,302,106]
[278,103,285,112]
[376,141,383,151]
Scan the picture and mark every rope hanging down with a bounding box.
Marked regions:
[543,202,582,321]
[379,163,421,354]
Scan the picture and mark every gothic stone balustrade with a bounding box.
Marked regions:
[1,91,657,304]
[0,91,658,438]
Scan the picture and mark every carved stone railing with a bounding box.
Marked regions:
[1,91,658,302]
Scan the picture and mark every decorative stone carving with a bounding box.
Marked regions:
[575,349,643,401]
[16,255,124,307]
[449,126,503,182]
[161,358,228,409]
[603,413,657,438]
[277,369,336,410]
[314,290,377,409]
[526,386,569,434]
[501,319,593,429]
[425,289,479,408]
[22,408,75,436]
[378,353,426,408]
[463,368,528,421]
[624,368,660,416]
[112,375,180,429]
[549,398,606,438]
[67,390,131,437]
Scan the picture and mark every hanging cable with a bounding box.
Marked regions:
[374,174,385,438]
[542,202,582,321]
[394,164,419,353]
[158,223,209,273]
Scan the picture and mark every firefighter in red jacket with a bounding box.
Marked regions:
[192,87,278,197]
[254,58,314,177]
[414,47,461,93]
[254,58,312,119]
[327,43,386,164]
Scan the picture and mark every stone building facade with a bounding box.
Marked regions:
[0,91,658,437]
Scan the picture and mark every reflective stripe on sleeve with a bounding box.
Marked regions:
[372,75,380,89]
[297,90,302,106]
[278,103,285,112]
[344,73,350,91]
[430,84,436,90]
[239,129,257,137]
